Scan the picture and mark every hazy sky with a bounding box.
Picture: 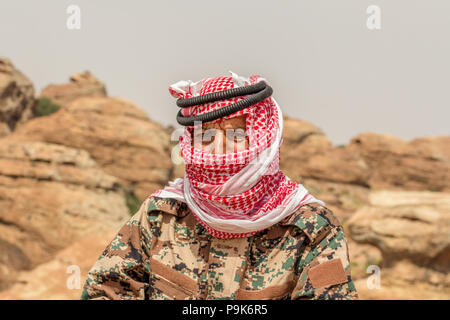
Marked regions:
[1,0,449,146]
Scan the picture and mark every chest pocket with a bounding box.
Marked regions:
[235,281,296,300]
[148,258,198,300]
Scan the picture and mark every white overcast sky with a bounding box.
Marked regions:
[1,0,449,146]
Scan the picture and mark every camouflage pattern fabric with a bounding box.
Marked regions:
[81,196,358,300]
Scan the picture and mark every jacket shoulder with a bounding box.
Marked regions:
[280,202,342,246]
[146,196,190,218]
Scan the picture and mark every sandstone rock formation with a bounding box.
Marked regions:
[281,117,372,222]
[348,133,450,192]
[11,96,173,200]
[39,71,106,108]
[0,230,117,300]
[0,69,174,295]
[347,190,450,299]
[281,118,450,192]
[281,117,372,187]
[0,139,129,290]
[0,58,36,137]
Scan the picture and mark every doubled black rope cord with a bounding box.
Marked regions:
[176,81,267,108]
[176,82,273,126]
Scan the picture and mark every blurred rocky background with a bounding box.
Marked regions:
[0,58,448,299]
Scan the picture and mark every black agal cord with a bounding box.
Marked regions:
[176,81,273,126]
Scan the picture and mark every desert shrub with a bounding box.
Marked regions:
[123,188,141,216]
[35,97,61,117]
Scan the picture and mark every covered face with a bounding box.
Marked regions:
[173,72,280,168]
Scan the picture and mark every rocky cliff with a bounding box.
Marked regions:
[0,58,35,137]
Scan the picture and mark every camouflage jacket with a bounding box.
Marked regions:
[81,196,358,300]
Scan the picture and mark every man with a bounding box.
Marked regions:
[81,71,358,300]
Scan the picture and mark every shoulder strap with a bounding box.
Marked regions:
[146,196,190,218]
[280,203,342,247]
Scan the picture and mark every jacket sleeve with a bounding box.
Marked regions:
[80,197,154,300]
[290,209,359,300]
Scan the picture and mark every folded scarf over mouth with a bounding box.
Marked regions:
[152,71,325,239]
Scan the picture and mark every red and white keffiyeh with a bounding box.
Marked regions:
[151,71,325,239]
